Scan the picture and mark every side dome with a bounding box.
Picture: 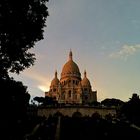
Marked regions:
[51,71,60,87]
[61,51,81,79]
[81,71,91,87]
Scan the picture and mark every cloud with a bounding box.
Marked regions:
[109,44,140,60]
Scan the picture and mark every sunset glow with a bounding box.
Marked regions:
[13,0,140,102]
[38,85,49,92]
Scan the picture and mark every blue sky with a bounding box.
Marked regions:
[13,0,140,101]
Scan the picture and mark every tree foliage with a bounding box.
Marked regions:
[33,96,45,104]
[1,78,31,139]
[33,96,58,106]
[0,1,49,138]
[1,78,30,118]
[0,0,49,78]
[101,98,124,107]
[121,93,140,126]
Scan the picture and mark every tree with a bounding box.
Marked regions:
[33,96,45,105]
[33,96,58,106]
[1,78,31,139]
[101,98,124,107]
[0,1,49,138]
[121,93,140,126]
[1,78,30,117]
[0,0,49,78]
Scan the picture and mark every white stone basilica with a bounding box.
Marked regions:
[45,51,97,104]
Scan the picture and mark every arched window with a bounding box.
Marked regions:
[68,90,71,97]
[73,80,75,84]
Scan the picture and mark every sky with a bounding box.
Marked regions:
[13,0,140,102]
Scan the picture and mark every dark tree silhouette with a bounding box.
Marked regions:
[101,98,124,107]
[33,96,45,104]
[0,1,49,139]
[121,93,140,126]
[1,78,30,117]
[0,0,49,78]
[33,96,58,106]
[1,78,30,139]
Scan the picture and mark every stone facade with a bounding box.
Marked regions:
[45,51,97,104]
[38,107,116,118]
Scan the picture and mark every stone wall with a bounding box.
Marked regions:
[37,106,116,118]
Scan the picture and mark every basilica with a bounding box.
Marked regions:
[45,51,97,104]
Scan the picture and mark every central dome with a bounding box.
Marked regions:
[62,60,80,74]
[61,51,81,79]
